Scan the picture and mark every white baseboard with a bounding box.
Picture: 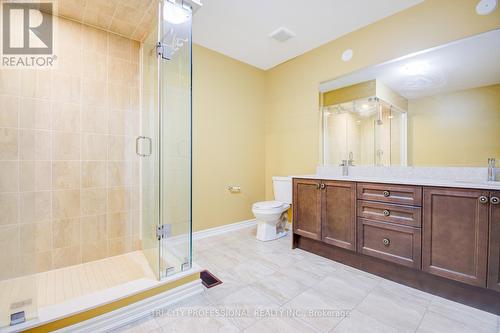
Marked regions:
[58,280,204,333]
[193,219,256,240]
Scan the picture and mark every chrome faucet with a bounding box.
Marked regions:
[340,152,355,176]
[488,158,496,181]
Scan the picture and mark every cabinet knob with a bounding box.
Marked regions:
[491,196,500,205]
[320,183,326,190]
[383,190,390,197]
[382,238,390,246]
[479,196,489,204]
[383,210,390,217]
[315,183,320,189]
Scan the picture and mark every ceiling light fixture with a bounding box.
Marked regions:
[476,0,497,15]
[342,49,353,62]
[164,0,191,24]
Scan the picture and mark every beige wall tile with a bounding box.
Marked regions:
[52,73,81,104]
[81,188,107,215]
[52,132,80,160]
[53,245,81,269]
[0,69,21,95]
[19,191,51,224]
[20,98,51,130]
[53,218,80,249]
[82,240,108,263]
[19,129,51,160]
[0,128,18,160]
[107,212,130,238]
[108,110,138,135]
[20,221,52,253]
[107,135,127,160]
[52,189,80,219]
[0,193,19,225]
[108,236,132,256]
[107,161,131,186]
[83,9,113,30]
[21,70,53,99]
[83,51,107,82]
[20,161,51,191]
[82,104,107,133]
[81,161,106,188]
[0,225,19,256]
[81,214,107,242]
[34,251,53,273]
[0,161,18,192]
[109,19,136,37]
[82,25,108,54]
[52,161,81,189]
[0,94,20,127]
[82,133,107,160]
[52,102,80,132]
[82,79,107,107]
[107,187,130,213]
[108,34,131,61]
[108,84,130,110]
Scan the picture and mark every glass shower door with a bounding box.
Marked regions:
[158,0,193,278]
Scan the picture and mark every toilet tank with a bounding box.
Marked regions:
[272,176,292,204]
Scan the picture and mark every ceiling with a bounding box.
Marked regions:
[320,29,500,100]
[192,0,424,70]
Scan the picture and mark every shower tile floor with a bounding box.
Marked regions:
[115,226,500,333]
[0,250,156,319]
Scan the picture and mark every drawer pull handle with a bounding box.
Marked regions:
[383,210,390,217]
[383,191,390,197]
[479,196,489,204]
[491,197,499,205]
[382,238,390,246]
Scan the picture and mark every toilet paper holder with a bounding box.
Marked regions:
[227,186,241,193]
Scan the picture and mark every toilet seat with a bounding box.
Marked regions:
[252,201,289,215]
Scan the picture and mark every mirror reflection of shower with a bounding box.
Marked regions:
[322,96,407,167]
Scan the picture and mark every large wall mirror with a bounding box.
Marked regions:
[320,29,500,168]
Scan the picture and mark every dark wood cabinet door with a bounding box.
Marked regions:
[321,181,356,250]
[488,191,500,292]
[422,187,489,287]
[293,178,321,240]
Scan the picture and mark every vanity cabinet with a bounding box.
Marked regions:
[422,187,489,287]
[321,181,356,250]
[293,179,356,249]
[292,178,322,240]
[488,191,500,292]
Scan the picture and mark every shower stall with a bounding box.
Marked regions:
[0,0,198,329]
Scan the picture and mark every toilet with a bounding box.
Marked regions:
[252,176,292,241]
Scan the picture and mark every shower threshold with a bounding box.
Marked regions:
[0,253,202,333]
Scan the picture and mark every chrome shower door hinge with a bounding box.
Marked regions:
[156,224,172,240]
[156,42,172,60]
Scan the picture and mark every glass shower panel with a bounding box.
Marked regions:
[158,0,193,277]
[141,18,161,279]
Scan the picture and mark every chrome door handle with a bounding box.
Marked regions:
[491,197,499,205]
[479,196,489,204]
[136,136,152,157]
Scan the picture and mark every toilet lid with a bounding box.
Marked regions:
[253,201,284,209]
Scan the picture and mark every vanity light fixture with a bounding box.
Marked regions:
[476,0,497,15]
[342,49,353,62]
[164,0,191,24]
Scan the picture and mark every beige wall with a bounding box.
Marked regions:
[192,45,266,231]
[0,17,141,277]
[265,0,500,198]
[408,84,500,166]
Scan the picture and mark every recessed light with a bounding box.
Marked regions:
[476,0,497,15]
[342,49,353,62]
[269,27,296,43]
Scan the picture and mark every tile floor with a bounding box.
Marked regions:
[114,226,500,333]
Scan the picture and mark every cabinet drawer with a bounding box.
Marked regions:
[357,218,421,269]
[357,200,422,227]
[357,183,422,206]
